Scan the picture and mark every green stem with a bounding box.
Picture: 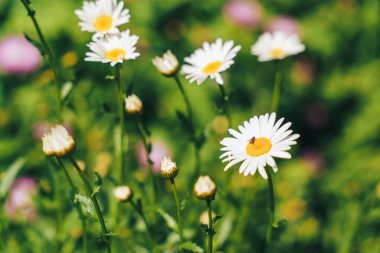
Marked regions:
[173,74,201,176]
[19,0,63,122]
[53,169,63,252]
[56,157,88,253]
[136,115,157,206]
[270,63,282,113]
[114,65,124,183]
[68,156,112,253]
[218,84,232,128]
[130,199,153,245]
[206,200,214,253]
[174,74,193,120]
[170,178,183,243]
[264,168,275,253]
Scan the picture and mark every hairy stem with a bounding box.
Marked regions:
[19,0,63,122]
[68,156,112,253]
[170,178,183,243]
[264,168,275,253]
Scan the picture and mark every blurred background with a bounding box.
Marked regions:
[1,0,380,252]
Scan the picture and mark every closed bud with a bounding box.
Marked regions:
[113,185,133,202]
[42,125,75,157]
[152,50,179,77]
[160,156,178,179]
[194,175,216,200]
[125,94,142,114]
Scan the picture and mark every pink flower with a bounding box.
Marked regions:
[136,139,172,174]
[266,16,300,35]
[4,177,38,222]
[33,121,73,140]
[223,0,262,29]
[0,35,42,75]
[301,148,326,178]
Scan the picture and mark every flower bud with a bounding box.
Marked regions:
[125,94,142,114]
[199,210,215,225]
[152,50,179,77]
[42,125,75,156]
[160,156,178,179]
[194,175,217,200]
[113,185,133,202]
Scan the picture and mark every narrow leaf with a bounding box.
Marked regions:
[0,158,25,198]
[180,241,204,253]
[157,208,178,232]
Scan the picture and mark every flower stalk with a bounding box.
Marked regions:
[136,115,157,205]
[218,84,232,128]
[264,168,275,253]
[68,156,112,253]
[129,199,153,246]
[173,74,201,176]
[271,63,282,113]
[56,157,88,253]
[114,64,124,183]
[19,0,63,122]
[206,200,214,253]
[170,178,183,243]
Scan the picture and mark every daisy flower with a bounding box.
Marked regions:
[220,113,299,179]
[85,30,139,66]
[75,0,130,39]
[42,125,75,157]
[181,38,241,85]
[251,31,305,62]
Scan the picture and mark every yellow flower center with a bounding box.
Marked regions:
[105,49,126,61]
[271,48,285,59]
[246,137,272,157]
[94,15,113,32]
[202,61,222,74]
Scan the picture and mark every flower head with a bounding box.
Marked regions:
[125,94,142,114]
[194,175,217,200]
[4,177,38,222]
[136,139,172,174]
[42,125,75,157]
[223,0,261,29]
[85,30,139,66]
[160,156,178,179]
[251,31,305,62]
[0,36,41,75]
[181,38,241,85]
[113,185,133,202]
[152,50,179,77]
[220,113,299,179]
[75,0,130,39]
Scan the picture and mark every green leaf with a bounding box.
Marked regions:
[213,215,223,225]
[60,81,73,102]
[180,241,204,253]
[180,192,189,210]
[91,186,100,197]
[24,33,45,55]
[105,75,115,80]
[0,158,25,198]
[94,172,103,186]
[74,194,96,219]
[157,208,178,232]
[273,218,287,228]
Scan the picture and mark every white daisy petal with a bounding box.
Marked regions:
[220,113,299,179]
[251,31,305,62]
[75,0,131,38]
[85,30,139,66]
[181,39,241,85]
